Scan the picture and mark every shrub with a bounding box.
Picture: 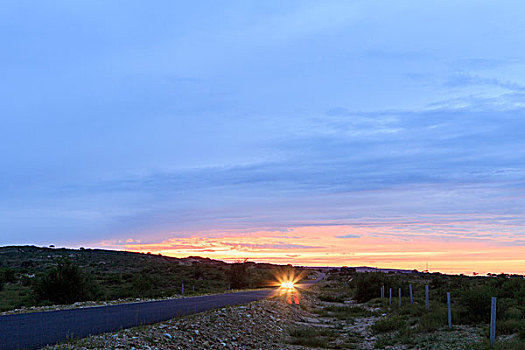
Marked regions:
[374,334,396,348]
[228,260,249,289]
[498,319,523,335]
[316,305,377,320]
[319,293,347,303]
[371,316,406,334]
[457,285,494,323]
[498,278,525,299]
[33,258,101,304]
[519,320,525,339]
[354,273,390,303]
[0,267,16,291]
[0,268,16,284]
[288,326,337,347]
[131,271,162,297]
[417,307,448,332]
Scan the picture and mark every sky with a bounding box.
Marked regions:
[1,1,525,274]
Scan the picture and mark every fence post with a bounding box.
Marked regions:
[398,288,401,307]
[425,285,429,310]
[181,283,184,295]
[490,297,497,346]
[381,285,384,298]
[192,285,195,293]
[389,288,392,305]
[409,284,413,304]
[447,292,452,329]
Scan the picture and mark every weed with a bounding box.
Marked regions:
[472,338,525,350]
[287,326,337,347]
[374,334,395,348]
[371,316,406,334]
[319,294,347,303]
[417,307,448,332]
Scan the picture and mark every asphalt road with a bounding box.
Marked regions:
[0,275,323,350]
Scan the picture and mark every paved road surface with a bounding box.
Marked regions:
[0,275,324,350]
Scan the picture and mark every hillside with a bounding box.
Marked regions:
[0,245,227,272]
[0,245,300,312]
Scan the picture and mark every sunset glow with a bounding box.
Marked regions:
[99,219,525,275]
[3,2,525,277]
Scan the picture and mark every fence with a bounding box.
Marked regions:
[380,284,499,347]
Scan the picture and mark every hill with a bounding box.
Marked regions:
[0,245,301,312]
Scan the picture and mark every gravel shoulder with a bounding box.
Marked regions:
[41,279,489,350]
[43,291,312,350]
[40,281,385,349]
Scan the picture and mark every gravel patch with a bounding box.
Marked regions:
[42,293,313,350]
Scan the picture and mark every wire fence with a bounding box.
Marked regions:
[380,283,499,346]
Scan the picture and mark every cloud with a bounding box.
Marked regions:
[2,1,525,274]
[335,234,361,239]
[220,242,321,250]
[4,97,524,246]
[453,58,519,70]
[444,73,525,92]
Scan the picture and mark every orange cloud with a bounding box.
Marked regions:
[98,222,525,275]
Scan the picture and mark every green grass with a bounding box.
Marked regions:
[472,339,525,350]
[497,318,525,335]
[288,326,338,347]
[371,316,407,334]
[0,284,34,311]
[319,294,348,303]
[416,306,448,332]
[374,334,396,348]
[315,304,378,321]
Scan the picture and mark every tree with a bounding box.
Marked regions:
[228,259,249,289]
[33,258,101,304]
[0,267,16,291]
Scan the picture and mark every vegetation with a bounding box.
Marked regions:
[288,326,338,348]
[319,293,348,303]
[228,259,249,289]
[0,267,16,290]
[0,245,306,311]
[33,258,101,304]
[315,304,378,320]
[320,268,525,349]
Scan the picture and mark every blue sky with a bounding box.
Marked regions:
[1,1,525,271]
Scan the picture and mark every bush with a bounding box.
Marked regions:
[319,293,347,303]
[498,319,523,335]
[353,272,390,303]
[288,326,337,347]
[0,268,16,284]
[228,261,248,289]
[417,307,448,332]
[0,268,16,291]
[519,321,525,339]
[397,302,425,317]
[498,278,525,300]
[131,271,163,298]
[33,258,101,304]
[457,285,494,323]
[371,316,406,334]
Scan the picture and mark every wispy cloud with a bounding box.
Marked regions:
[335,234,361,239]
[2,2,525,273]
